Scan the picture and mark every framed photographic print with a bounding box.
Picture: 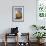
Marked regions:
[12,6,24,22]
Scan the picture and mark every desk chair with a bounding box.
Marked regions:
[4,27,18,46]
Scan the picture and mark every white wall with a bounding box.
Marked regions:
[0,0,37,42]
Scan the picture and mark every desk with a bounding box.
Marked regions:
[4,33,18,46]
[4,33,30,46]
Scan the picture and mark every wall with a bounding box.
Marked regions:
[0,0,36,42]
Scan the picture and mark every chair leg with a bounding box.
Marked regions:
[16,34,18,46]
[4,41,7,46]
[17,34,18,46]
[4,33,7,46]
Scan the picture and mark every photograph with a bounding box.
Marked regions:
[12,6,24,22]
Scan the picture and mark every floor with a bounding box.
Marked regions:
[0,42,46,46]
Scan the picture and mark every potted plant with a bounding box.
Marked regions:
[32,24,45,30]
[32,25,39,30]
[33,32,46,43]
[40,26,45,29]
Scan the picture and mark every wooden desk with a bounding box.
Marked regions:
[4,33,30,46]
[4,33,18,46]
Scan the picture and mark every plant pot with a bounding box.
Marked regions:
[40,38,45,43]
[37,39,40,43]
[37,39,45,44]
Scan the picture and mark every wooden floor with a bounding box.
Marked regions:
[0,42,46,46]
